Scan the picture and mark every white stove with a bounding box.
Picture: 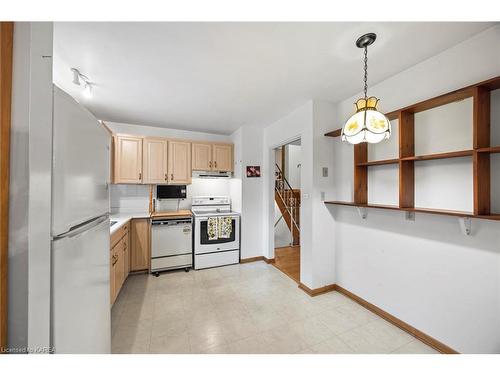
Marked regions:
[192,196,240,270]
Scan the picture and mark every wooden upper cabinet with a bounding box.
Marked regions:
[113,135,143,183]
[192,142,213,171]
[168,140,192,184]
[143,137,168,184]
[112,134,233,183]
[212,143,233,172]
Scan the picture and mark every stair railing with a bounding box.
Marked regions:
[275,163,300,235]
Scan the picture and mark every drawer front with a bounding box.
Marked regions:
[194,249,239,270]
[111,221,130,248]
[151,254,192,272]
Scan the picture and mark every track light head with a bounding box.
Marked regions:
[71,68,81,85]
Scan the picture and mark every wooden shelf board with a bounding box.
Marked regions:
[477,76,500,91]
[476,146,500,154]
[401,150,473,162]
[357,158,399,167]
[325,128,342,137]
[385,110,400,121]
[324,201,500,221]
[401,87,474,114]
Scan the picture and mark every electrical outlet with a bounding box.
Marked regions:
[303,193,309,199]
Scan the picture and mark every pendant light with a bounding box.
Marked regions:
[341,33,391,144]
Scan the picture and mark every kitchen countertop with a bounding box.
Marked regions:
[150,210,192,219]
[110,212,150,235]
[110,210,193,234]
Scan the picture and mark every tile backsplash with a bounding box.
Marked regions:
[110,178,233,213]
[110,184,151,213]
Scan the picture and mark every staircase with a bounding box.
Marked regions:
[275,163,300,246]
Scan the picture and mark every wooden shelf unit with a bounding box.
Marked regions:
[325,75,500,221]
[400,150,473,162]
[324,201,500,221]
[357,158,399,167]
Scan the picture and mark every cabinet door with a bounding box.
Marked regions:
[109,249,116,304]
[114,241,124,297]
[168,140,192,184]
[113,135,143,183]
[123,231,130,278]
[130,219,150,272]
[143,137,168,184]
[191,142,212,171]
[212,143,233,172]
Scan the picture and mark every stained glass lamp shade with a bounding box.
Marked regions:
[341,97,391,144]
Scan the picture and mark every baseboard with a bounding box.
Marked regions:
[333,284,458,354]
[296,282,458,354]
[298,282,336,297]
[240,256,275,264]
[264,257,275,264]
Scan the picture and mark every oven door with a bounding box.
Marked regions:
[194,215,240,254]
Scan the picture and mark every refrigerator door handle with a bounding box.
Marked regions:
[53,214,109,241]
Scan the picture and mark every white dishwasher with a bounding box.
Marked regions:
[151,216,193,276]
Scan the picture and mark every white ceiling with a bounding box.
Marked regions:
[53,22,494,135]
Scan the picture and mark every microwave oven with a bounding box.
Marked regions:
[157,185,187,199]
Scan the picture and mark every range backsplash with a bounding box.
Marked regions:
[110,178,233,213]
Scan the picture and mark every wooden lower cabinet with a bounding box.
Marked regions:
[110,247,117,304]
[110,218,151,304]
[130,218,150,272]
[110,222,130,305]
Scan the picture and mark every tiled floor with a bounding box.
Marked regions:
[111,261,438,354]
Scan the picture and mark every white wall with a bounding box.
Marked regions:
[263,102,314,284]
[9,22,53,351]
[231,126,265,259]
[332,25,500,353]
[285,144,301,189]
[9,21,30,350]
[311,101,337,289]
[262,101,336,288]
[106,121,230,142]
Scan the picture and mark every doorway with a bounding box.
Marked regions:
[273,139,301,282]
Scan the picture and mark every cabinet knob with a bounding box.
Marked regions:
[139,172,142,180]
[171,173,174,180]
[165,173,168,181]
[209,161,212,168]
[214,161,217,168]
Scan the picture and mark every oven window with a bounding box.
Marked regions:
[200,219,236,244]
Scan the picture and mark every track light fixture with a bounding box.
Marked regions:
[70,68,93,98]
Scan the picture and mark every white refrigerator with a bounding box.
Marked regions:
[50,86,111,353]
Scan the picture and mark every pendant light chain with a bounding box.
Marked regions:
[363,46,368,100]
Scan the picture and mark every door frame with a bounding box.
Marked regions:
[0,21,13,352]
[268,135,301,255]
